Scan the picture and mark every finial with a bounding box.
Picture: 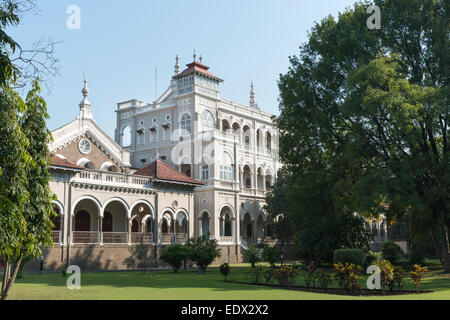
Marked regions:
[193,49,197,62]
[199,55,203,63]
[250,81,256,108]
[174,55,180,75]
[82,74,89,98]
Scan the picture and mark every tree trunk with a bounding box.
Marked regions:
[429,227,443,264]
[441,223,450,273]
[1,253,23,300]
[1,261,9,295]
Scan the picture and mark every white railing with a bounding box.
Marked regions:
[130,232,153,244]
[72,231,100,244]
[102,232,127,244]
[51,230,61,244]
[74,171,152,188]
[219,236,234,244]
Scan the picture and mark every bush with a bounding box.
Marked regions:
[377,260,394,295]
[381,241,403,264]
[410,264,428,293]
[273,265,297,288]
[160,243,189,272]
[333,262,363,293]
[303,261,318,288]
[409,249,425,265]
[316,268,331,292]
[393,266,406,292]
[366,251,382,265]
[219,263,230,281]
[263,266,276,284]
[243,244,261,268]
[247,265,265,284]
[262,245,278,266]
[333,248,365,266]
[187,236,221,271]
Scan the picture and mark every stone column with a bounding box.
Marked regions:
[99,216,103,245]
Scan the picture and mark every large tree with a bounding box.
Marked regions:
[0,0,56,299]
[277,0,449,270]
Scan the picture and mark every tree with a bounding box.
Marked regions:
[264,169,295,265]
[160,244,190,273]
[277,0,449,271]
[243,244,261,268]
[187,236,221,272]
[262,245,278,266]
[0,80,29,300]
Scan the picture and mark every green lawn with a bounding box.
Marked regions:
[6,264,450,300]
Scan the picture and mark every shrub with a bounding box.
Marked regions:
[160,243,189,273]
[263,266,276,284]
[316,268,331,292]
[333,262,362,293]
[377,260,394,295]
[247,265,265,284]
[273,265,297,288]
[393,266,406,292]
[243,244,261,268]
[304,261,318,288]
[187,236,221,271]
[333,248,365,266]
[410,264,428,293]
[366,251,382,265]
[381,241,403,264]
[262,245,278,266]
[219,263,230,281]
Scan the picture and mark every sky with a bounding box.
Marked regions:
[8,0,358,137]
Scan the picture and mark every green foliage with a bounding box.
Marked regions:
[187,236,220,271]
[128,244,149,273]
[316,268,331,291]
[272,265,297,288]
[219,263,230,281]
[247,265,265,284]
[333,249,365,267]
[366,251,382,265]
[333,263,363,293]
[277,0,450,272]
[160,243,189,273]
[303,261,318,288]
[382,241,404,264]
[393,266,406,292]
[243,244,261,268]
[262,245,278,266]
[410,264,428,293]
[378,260,395,295]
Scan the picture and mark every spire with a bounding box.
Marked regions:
[250,81,256,108]
[174,55,180,75]
[79,75,93,119]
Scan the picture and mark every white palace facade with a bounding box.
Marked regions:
[115,55,281,249]
[35,55,281,272]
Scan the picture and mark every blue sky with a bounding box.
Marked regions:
[8,0,358,136]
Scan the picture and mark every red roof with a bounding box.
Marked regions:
[173,61,223,82]
[134,160,203,185]
[51,155,84,169]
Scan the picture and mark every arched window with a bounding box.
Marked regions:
[201,110,215,130]
[131,218,139,233]
[75,210,90,231]
[103,212,113,232]
[181,114,191,133]
[121,126,131,147]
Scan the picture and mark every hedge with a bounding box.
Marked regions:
[333,248,365,266]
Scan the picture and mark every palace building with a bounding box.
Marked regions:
[35,55,280,272]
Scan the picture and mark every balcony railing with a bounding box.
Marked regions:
[130,232,153,244]
[102,232,127,244]
[72,231,100,244]
[51,230,61,244]
[74,171,152,188]
[219,236,234,243]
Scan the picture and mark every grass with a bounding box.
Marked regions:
[6,262,450,300]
